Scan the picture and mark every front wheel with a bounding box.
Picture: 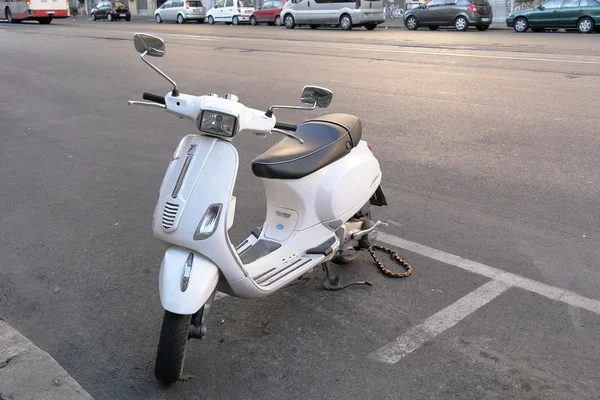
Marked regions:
[339,13,352,30]
[513,17,528,32]
[364,22,377,30]
[91,12,97,21]
[107,13,113,21]
[275,15,281,26]
[155,311,192,385]
[125,15,131,21]
[283,14,295,29]
[232,15,239,25]
[405,15,418,30]
[454,15,468,31]
[577,17,594,33]
[208,15,214,24]
[155,14,162,23]
[250,16,257,25]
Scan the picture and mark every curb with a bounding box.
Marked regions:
[0,319,94,400]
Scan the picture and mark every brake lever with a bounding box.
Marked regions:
[128,101,167,109]
[271,128,304,144]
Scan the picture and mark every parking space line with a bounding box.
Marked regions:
[378,232,600,315]
[369,279,510,364]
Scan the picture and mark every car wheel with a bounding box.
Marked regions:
[208,15,214,24]
[339,13,352,30]
[428,25,439,30]
[232,15,239,25]
[155,14,162,23]
[91,12,97,21]
[364,22,377,30]
[310,24,318,29]
[275,15,281,26]
[284,14,295,29]
[405,15,418,30]
[514,17,528,32]
[577,17,594,33]
[177,13,185,24]
[125,15,131,21]
[250,16,257,25]
[107,13,113,21]
[454,15,468,31]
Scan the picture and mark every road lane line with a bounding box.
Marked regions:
[378,232,600,315]
[368,279,510,364]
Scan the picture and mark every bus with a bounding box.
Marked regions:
[2,0,70,23]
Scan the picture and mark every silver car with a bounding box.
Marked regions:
[281,0,384,30]
[154,0,207,24]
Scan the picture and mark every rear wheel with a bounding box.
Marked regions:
[405,15,418,30]
[232,15,239,25]
[107,13,113,21]
[284,14,295,29]
[177,13,185,24]
[454,15,468,31]
[208,15,214,24]
[428,25,439,30]
[339,13,352,30]
[275,15,281,26]
[364,22,377,30]
[250,16,257,25]
[577,16,594,33]
[154,311,192,385]
[476,25,488,31]
[513,17,528,32]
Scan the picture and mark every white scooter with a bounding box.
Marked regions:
[128,34,388,384]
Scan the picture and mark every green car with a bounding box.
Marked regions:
[506,0,600,33]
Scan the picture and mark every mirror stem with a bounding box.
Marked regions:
[140,51,179,97]
[265,102,316,117]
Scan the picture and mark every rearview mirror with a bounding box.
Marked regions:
[301,86,333,108]
[134,33,166,57]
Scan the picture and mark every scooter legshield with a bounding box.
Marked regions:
[159,246,219,315]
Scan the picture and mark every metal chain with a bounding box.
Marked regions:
[367,244,413,278]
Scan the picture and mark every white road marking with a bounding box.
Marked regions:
[378,231,600,315]
[368,279,510,364]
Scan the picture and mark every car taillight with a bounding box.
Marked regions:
[467,4,477,12]
[238,8,241,12]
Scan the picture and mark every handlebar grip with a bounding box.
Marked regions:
[274,121,298,132]
[143,92,166,105]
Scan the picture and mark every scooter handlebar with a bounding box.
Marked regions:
[274,121,298,132]
[143,92,166,105]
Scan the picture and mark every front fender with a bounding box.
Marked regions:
[159,246,219,315]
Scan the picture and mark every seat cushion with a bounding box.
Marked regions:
[252,116,358,180]
[307,113,362,147]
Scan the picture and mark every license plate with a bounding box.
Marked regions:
[120,13,126,16]
[481,17,489,21]
[194,8,202,11]
[245,10,252,13]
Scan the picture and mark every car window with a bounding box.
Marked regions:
[273,0,281,6]
[261,1,271,8]
[187,0,203,6]
[215,0,224,6]
[239,0,254,6]
[472,0,489,5]
[426,0,444,7]
[577,0,588,5]
[445,0,457,5]
[541,0,561,8]
[563,0,580,6]
[225,0,233,6]
[115,1,126,6]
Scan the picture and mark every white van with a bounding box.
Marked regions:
[280,0,384,30]
[206,0,255,24]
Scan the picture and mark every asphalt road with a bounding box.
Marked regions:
[1,18,599,400]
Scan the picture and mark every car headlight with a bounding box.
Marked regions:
[198,111,237,138]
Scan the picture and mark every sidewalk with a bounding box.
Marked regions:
[0,319,93,400]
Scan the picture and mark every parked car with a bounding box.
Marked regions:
[154,0,206,23]
[90,1,131,21]
[507,0,599,33]
[280,0,384,30]
[250,0,286,25]
[403,0,493,31]
[206,0,255,24]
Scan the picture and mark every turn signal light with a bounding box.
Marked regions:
[193,204,222,240]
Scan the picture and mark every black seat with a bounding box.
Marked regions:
[252,114,363,180]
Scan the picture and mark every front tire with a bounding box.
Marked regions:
[283,13,295,29]
[125,15,131,21]
[405,15,418,30]
[339,13,352,30]
[107,13,113,21]
[577,17,594,33]
[91,12,97,21]
[177,13,185,24]
[454,15,468,31]
[155,13,162,23]
[208,15,214,24]
[250,16,257,25]
[155,311,192,385]
[513,17,528,32]
[232,15,239,25]
[275,15,281,26]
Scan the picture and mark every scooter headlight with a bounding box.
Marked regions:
[193,204,222,240]
[198,111,237,138]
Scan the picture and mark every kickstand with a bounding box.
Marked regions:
[321,262,372,291]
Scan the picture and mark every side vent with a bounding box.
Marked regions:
[162,202,179,230]
[327,220,343,231]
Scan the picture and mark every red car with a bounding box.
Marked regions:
[249,0,286,25]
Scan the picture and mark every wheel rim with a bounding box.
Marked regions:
[7,10,12,22]
[155,15,160,22]
[515,19,526,31]
[209,16,213,24]
[341,16,350,29]
[456,17,465,30]
[579,19,591,32]
[178,15,183,23]
[407,17,416,29]
[275,16,280,25]
[233,16,238,24]
[285,15,293,27]
[250,17,255,25]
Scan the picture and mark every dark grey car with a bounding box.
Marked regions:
[404,0,493,31]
